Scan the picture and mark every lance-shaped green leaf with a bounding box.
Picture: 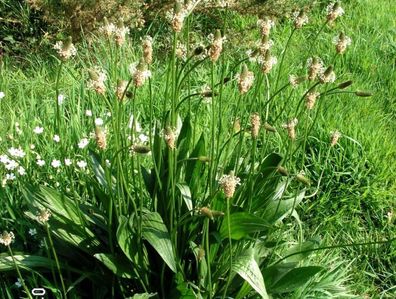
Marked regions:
[141,212,177,273]
[220,212,271,240]
[261,188,305,223]
[94,253,134,279]
[232,248,269,299]
[0,254,57,272]
[270,266,324,293]
[176,183,193,212]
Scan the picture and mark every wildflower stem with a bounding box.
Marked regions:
[55,61,64,133]
[204,218,213,298]
[8,246,32,299]
[274,28,296,91]
[306,20,329,61]
[45,224,67,298]
[222,198,233,299]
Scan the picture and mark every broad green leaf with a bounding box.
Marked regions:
[220,212,271,240]
[116,215,138,263]
[232,248,269,299]
[282,238,321,264]
[270,266,324,293]
[0,254,57,271]
[176,183,193,212]
[94,253,134,279]
[141,212,177,272]
[261,188,305,223]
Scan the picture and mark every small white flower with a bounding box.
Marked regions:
[95,118,104,126]
[0,91,5,99]
[5,173,16,181]
[77,160,87,169]
[30,144,35,150]
[58,94,65,105]
[17,166,26,176]
[33,126,44,134]
[0,155,10,164]
[15,278,23,288]
[28,228,37,236]
[78,138,89,149]
[105,111,112,117]
[53,135,60,143]
[5,160,19,171]
[105,159,111,167]
[8,147,26,158]
[37,159,46,167]
[64,158,72,166]
[138,133,149,143]
[85,110,93,117]
[51,159,61,168]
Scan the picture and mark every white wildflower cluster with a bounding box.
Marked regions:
[0,91,5,99]
[1,147,26,186]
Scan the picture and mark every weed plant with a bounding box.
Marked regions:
[0,1,392,298]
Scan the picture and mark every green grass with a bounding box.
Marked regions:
[0,0,395,298]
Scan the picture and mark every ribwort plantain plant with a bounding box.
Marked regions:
[1,1,387,298]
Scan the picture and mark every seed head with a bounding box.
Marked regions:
[199,207,224,220]
[293,10,309,29]
[53,37,77,61]
[163,127,177,150]
[142,35,153,65]
[237,64,255,94]
[87,67,107,94]
[307,57,323,81]
[0,231,15,247]
[330,130,341,146]
[250,113,261,138]
[261,50,277,74]
[114,20,130,46]
[257,17,275,37]
[306,91,320,110]
[233,118,241,133]
[333,32,352,54]
[131,144,151,154]
[289,75,307,88]
[326,2,345,24]
[319,66,336,84]
[218,171,241,199]
[264,122,277,133]
[338,80,353,89]
[99,17,116,38]
[171,2,186,33]
[129,59,151,88]
[209,30,224,62]
[259,35,274,53]
[282,118,298,140]
[116,80,128,100]
[37,208,51,223]
[95,126,107,150]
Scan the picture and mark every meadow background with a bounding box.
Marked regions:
[0,0,395,298]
